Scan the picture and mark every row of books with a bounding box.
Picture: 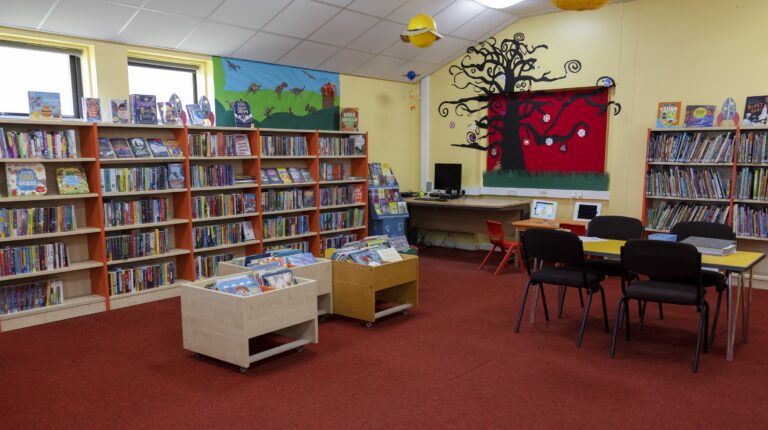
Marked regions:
[194,252,233,280]
[100,165,185,193]
[0,242,69,276]
[0,205,76,239]
[320,233,357,255]
[0,279,63,315]
[201,268,296,297]
[3,164,89,197]
[737,132,768,164]
[265,241,310,254]
[645,202,730,230]
[262,215,310,239]
[647,132,734,163]
[105,228,169,262]
[733,205,768,238]
[0,129,77,159]
[193,221,255,250]
[319,162,345,181]
[370,188,408,216]
[188,133,251,157]
[108,261,175,296]
[318,135,365,156]
[228,251,316,271]
[189,164,235,188]
[319,208,365,232]
[262,189,315,212]
[645,167,729,199]
[261,136,308,156]
[735,167,768,201]
[99,137,183,159]
[329,235,406,266]
[320,184,364,207]
[103,198,171,228]
[192,193,256,219]
[260,167,314,184]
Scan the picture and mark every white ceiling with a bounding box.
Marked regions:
[0,0,618,82]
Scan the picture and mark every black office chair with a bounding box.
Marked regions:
[610,240,709,372]
[515,228,609,347]
[670,221,734,344]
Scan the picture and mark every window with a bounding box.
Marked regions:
[0,42,83,118]
[128,60,198,107]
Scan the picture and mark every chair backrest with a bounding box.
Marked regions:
[521,228,585,267]
[670,221,735,241]
[486,220,505,245]
[621,240,702,294]
[587,215,644,241]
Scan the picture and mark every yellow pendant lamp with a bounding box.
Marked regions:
[551,0,610,11]
[400,13,443,48]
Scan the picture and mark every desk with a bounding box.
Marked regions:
[405,197,530,235]
[581,239,765,361]
[512,218,588,241]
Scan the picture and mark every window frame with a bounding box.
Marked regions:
[127,59,199,103]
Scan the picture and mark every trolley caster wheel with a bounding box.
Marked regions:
[402,310,409,317]
[239,367,248,373]
[364,322,374,328]
[296,346,304,353]
[318,315,327,323]
[195,353,203,360]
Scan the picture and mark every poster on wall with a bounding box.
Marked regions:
[213,57,340,129]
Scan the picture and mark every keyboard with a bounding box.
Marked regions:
[413,197,447,202]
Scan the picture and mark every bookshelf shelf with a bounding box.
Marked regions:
[262,232,317,243]
[319,155,367,159]
[262,208,316,216]
[190,184,257,192]
[192,213,258,223]
[319,179,367,185]
[104,218,189,232]
[736,163,768,167]
[0,294,106,331]
[99,157,185,164]
[649,126,736,132]
[0,193,98,203]
[645,195,730,202]
[0,226,101,243]
[98,122,184,129]
[734,199,768,204]
[102,189,186,197]
[320,203,366,210]
[189,156,258,161]
[647,161,732,166]
[0,260,103,282]
[0,157,96,163]
[260,182,317,189]
[106,248,190,266]
[193,240,261,253]
[109,281,189,310]
[260,155,315,160]
[320,226,366,235]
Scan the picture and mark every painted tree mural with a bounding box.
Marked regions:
[438,32,620,174]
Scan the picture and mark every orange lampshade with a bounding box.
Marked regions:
[551,0,610,11]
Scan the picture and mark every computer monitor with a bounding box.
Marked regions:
[531,200,557,220]
[434,163,462,195]
[573,202,602,221]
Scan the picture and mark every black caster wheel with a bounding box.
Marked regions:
[364,321,374,328]
[239,367,248,373]
[402,310,409,317]
[195,353,203,360]
[319,315,327,323]
[296,346,304,352]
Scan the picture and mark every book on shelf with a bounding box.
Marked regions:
[192,193,255,219]
[128,137,152,157]
[194,252,234,279]
[244,193,257,213]
[742,95,768,126]
[233,100,253,128]
[56,167,89,195]
[277,167,292,184]
[186,104,206,126]
[190,164,234,188]
[105,228,169,262]
[261,188,315,212]
[646,131,734,163]
[319,208,365,232]
[212,273,262,296]
[233,134,251,156]
[262,268,296,289]
[645,201,729,231]
[130,94,158,125]
[340,107,359,131]
[157,102,179,125]
[261,135,308,156]
[0,205,77,238]
[287,167,303,183]
[0,129,77,159]
[193,222,253,249]
[168,163,186,189]
[262,215,310,239]
[735,167,768,201]
[111,99,130,124]
[82,97,102,122]
[645,166,729,199]
[109,138,134,158]
[680,236,737,256]
[0,279,63,315]
[108,261,175,296]
[656,102,682,128]
[737,131,768,164]
[147,138,170,157]
[6,163,47,196]
[0,242,69,276]
[100,166,169,193]
[266,241,310,254]
[734,204,768,238]
[98,138,116,159]
[164,140,184,157]
[28,91,61,120]
[103,198,171,228]
[684,105,716,127]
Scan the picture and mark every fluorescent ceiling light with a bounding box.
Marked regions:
[474,0,526,8]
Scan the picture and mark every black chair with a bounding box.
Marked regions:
[515,228,609,347]
[610,240,709,372]
[670,221,734,344]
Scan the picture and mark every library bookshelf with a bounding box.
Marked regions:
[0,119,368,331]
[641,125,768,285]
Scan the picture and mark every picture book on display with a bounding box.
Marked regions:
[167,163,185,189]
[6,163,47,196]
[340,107,359,131]
[233,100,253,128]
[130,94,158,124]
[213,274,262,296]
[157,102,179,125]
[164,140,184,157]
[28,91,62,120]
[111,98,129,123]
[147,138,170,157]
[742,95,768,126]
[656,102,681,128]
[109,138,134,158]
[244,194,257,213]
[261,268,296,289]
[82,97,102,122]
[186,104,206,126]
[98,138,115,159]
[684,105,716,127]
[56,167,89,194]
[128,138,152,157]
[233,134,251,155]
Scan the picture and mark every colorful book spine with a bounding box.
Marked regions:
[262,215,310,239]
[261,189,315,212]
[265,241,310,254]
[319,136,363,156]
[735,167,768,201]
[320,234,357,255]
[733,204,768,238]
[188,133,245,157]
[105,228,169,262]
[100,166,169,193]
[102,198,171,228]
[0,128,77,159]
[0,242,70,276]
[189,164,234,188]
[320,185,355,206]
[645,167,729,199]
[192,193,250,218]
[736,132,768,164]
[0,205,77,238]
[108,261,175,296]
[646,132,734,163]
[192,222,252,249]
[645,202,730,231]
[319,208,365,232]
[194,252,233,280]
[319,162,346,181]
[261,135,308,156]
[0,279,63,315]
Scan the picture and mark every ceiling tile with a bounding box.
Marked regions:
[319,49,375,73]
[209,0,289,30]
[316,0,354,6]
[232,32,301,62]
[178,21,254,55]
[0,0,56,29]
[408,36,470,64]
[451,8,516,41]
[108,0,146,6]
[309,10,379,47]
[263,0,340,38]
[387,59,436,81]
[144,0,222,18]
[354,55,407,76]
[502,0,560,17]
[347,0,408,18]
[477,20,516,43]
[41,0,136,40]
[434,0,485,34]
[117,10,201,48]
[387,0,455,25]
[279,40,339,69]
[347,20,403,54]
[382,38,429,60]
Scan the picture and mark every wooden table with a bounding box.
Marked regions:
[512,218,589,241]
[405,197,530,235]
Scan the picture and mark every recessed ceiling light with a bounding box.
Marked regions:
[473,0,526,8]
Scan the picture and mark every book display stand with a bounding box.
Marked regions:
[367,163,408,236]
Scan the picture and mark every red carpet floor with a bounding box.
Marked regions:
[2,247,768,429]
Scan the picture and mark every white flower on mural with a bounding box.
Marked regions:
[545,137,554,146]
[542,114,551,123]
[577,128,587,138]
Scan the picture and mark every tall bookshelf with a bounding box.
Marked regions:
[0,119,368,331]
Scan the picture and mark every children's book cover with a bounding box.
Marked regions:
[186,104,206,125]
[261,268,295,288]
[128,137,152,157]
[276,167,292,183]
[98,138,116,159]
[339,107,359,131]
[303,189,315,206]
[742,95,768,126]
[164,140,184,157]
[260,169,270,184]
[287,167,302,183]
[232,134,251,155]
[266,168,282,184]
[6,163,47,196]
[656,102,681,128]
[111,98,129,124]
[167,163,186,189]
[244,193,257,213]
[147,138,170,157]
[300,168,314,182]
[109,138,134,158]
[684,105,716,127]
[157,102,179,125]
[28,91,61,120]
[56,167,89,194]
[130,94,158,124]
[232,99,253,128]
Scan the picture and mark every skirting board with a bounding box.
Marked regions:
[464,186,610,200]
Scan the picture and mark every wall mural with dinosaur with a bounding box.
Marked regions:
[213,56,340,129]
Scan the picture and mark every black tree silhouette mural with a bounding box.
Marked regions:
[438,33,620,172]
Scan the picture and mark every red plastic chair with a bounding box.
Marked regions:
[478,220,524,275]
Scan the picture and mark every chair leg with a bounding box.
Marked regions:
[576,290,594,347]
[578,288,585,308]
[625,299,631,341]
[638,301,645,330]
[558,287,567,319]
[709,289,724,345]
[599,287,609,333]
[658,302,664,320]
[494,246,517,275]
[516,247,526,271]
[703,301,709,354]
[610,297,626,358]
[514,281,532,333]
[538,283,550,322]
[479,245,499,270]
[693,304,706,373]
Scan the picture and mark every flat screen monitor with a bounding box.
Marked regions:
[531,200,557,220]
[573,202,602,221]
[434,163,462,194]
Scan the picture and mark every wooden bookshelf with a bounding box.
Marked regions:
[0,226,101,243]
[104,218,189,232]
